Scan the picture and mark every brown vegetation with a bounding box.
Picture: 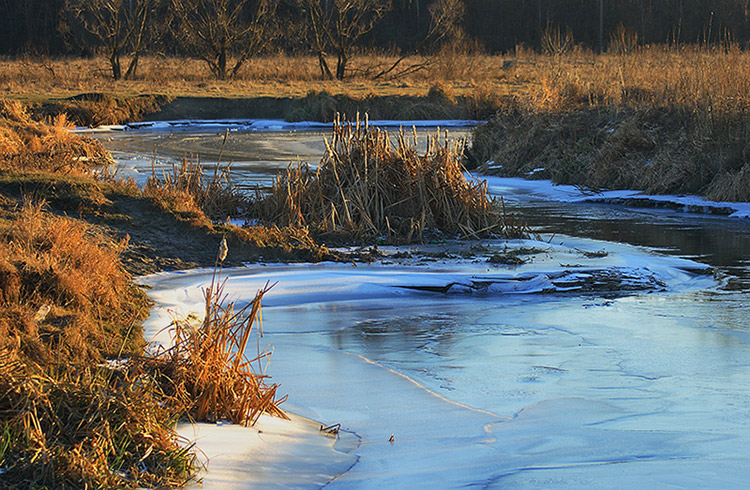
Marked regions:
[252,115,528,244]
[144,280,288,427]
[0,200,191,488]
[0,102,299,487]
[0,99,113,171]
[470,45,750,201]
[0,201,148,364]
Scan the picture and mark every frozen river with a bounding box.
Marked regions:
[98,121,750,488]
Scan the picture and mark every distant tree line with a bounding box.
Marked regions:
[2,0,750,78]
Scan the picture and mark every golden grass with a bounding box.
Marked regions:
[0,200,149,364]
[0,356,195,488]
[3,46,750,112]
[0,203,288,487]
[0,98,113,172]
[0,200,195,488]
[253,115,527,243]
[0,105,291,487]
[146,278,288,427]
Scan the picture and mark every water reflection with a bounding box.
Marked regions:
[504,199,750,286]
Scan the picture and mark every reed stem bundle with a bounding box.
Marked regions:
[254,114,527,243]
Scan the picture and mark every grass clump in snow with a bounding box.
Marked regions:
[0,205,289,487]
[252,114,528,244]
[143,277,288,427]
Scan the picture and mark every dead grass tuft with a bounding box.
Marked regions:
[0,99,113,174]
[0,354,195,488]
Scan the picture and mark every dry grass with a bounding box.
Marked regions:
[4,47,750,109]
[0,106,293,487]
[0,202,290,486]
[252,115,527,244]
[143,154,248,226]
[465,45,750,201]
[472,103,750,199]
[0,355,195,488]
[0,201,195,488]
[0,200,149,364]
[0,98,113,173]
[144,278,288,427]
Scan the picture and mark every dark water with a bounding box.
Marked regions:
[505,196,750,288]
[98,125,750,287]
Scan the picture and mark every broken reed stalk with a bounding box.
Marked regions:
[253,113,528,243]
[159,277,287,427]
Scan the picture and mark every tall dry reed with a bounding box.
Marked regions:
[150,279,288,426]
[144,153,248,224]
[253,114,527,243]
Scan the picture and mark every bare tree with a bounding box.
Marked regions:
[170,0,276,80]
[297,0,392,80]
[373,0,466,80]
[64,0,156,80]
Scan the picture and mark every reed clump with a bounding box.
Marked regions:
[144,279,288,427]
[252,114,527,244]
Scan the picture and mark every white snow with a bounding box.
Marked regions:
[178,413,355,489]
[479,175,750,219]
[139,237,730,488]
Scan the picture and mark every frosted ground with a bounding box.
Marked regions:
[97,122,750,488]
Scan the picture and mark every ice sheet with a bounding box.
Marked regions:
[140,236,744,488]
[75,118,480,133]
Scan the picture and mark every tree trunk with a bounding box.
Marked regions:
[218,44,227,79]
[335,51,347,80]
[110,50,121,80]
[125,52,139,80]
[318,51,333,79]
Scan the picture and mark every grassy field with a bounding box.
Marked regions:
[5,46,750,196]
[4,46,749,110]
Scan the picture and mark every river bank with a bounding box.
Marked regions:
[5,93,750,486]
[0,100,339,486]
